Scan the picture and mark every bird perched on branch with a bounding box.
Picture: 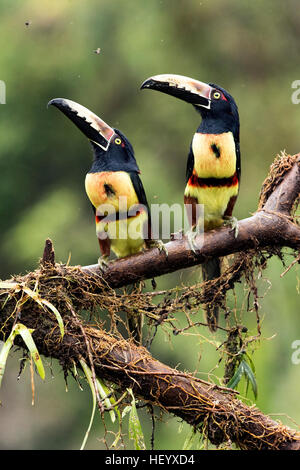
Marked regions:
[141,74,240,331]
[48,98,166,343]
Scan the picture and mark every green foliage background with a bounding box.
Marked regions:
[0,0,300,450]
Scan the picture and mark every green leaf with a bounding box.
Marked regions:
[14,324,45,380]
[0,323,45,388]
[0,284,64,339]
[0,331,16,388]
[79,359,97,450]
[242,359,258,399]
[23,287,64,339]
[244,352,256,373]
[226,360,245,390]
[79,360,121,450]
[96,378,117,423]
[226,357,258,399]
[122,405,132,419]
[127,388,146,450]
[40,299,64,339]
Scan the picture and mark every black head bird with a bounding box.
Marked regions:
[141,74,241,332]
[48,97,165,343]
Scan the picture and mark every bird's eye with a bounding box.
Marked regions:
[115,138,122,145]
[212,91,221,100]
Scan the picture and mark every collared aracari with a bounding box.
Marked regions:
[48,98,165,343]
[141,74,240,332]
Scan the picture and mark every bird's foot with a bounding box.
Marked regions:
[148,239,168,257]
[185,226,201,254]
[223,216,239,238]
[97,255,109,274]
[171,229,183,241]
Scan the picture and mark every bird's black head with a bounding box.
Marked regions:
[89,127,139,173]
[48,98,139,173]
[199,82,239,140]
[141,74,239,141]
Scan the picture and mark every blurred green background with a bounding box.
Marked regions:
[1,0,300,450]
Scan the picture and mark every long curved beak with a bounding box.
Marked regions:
[141,74,213,109]
[48,98,115,151]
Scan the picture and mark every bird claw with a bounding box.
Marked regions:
[98,255,109,273]
[224,216,239,238]
[186,227,200,253]
[171,229,184,241]
[149,239,168,257]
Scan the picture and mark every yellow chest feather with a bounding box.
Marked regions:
[85,171,147,258]
[85,171,139,212]
[192,132,236,178]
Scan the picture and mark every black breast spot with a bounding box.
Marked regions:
[104,183,116,197]
[211,143,221,158]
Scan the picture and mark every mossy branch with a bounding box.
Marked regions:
[0,285,300,450]
[0,151,300,450]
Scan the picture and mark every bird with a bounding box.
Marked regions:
[48,97,166,343]
[141,74,240,332]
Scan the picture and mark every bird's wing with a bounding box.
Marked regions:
[186,145,195,183]
[129,171,152,241]
[129,171,150,213]
[235,140,241,182]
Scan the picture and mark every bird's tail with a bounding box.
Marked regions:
[202,257,221,332]
[127,312,142,345]
[126,282,143,345]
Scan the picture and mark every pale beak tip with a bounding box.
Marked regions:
[47,98,65,109]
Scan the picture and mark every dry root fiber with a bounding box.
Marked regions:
[258,151,299,210]
[0,242,283,382]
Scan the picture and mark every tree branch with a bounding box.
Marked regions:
[2,307,300,450]
[1,151,300,450]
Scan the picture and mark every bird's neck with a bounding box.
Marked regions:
[88,148,140,174]
[197,115,239,142]
[89,152,112,173]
